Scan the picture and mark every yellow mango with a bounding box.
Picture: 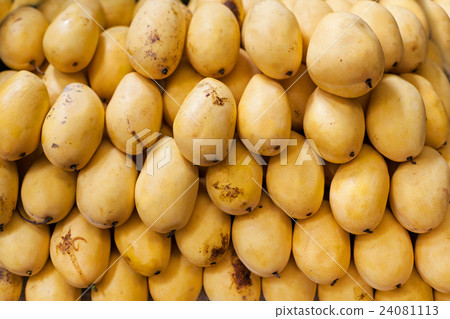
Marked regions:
[232,194,292,277]
[114,212,171,277]
[0,6,48,71]
[50,207,110,288]
[91,250,148,301]
[0,71,49,161]
[243,0,302,79]
[354,210,414,291]
[135,137,199,234]
[187,2,240,78]
[98,0,135,27]
[318,261,374,301]
[148,245,202,301]
[375,268,433,301]
[262,257,317,301]
[330,144,389,234]
[415,206,450,293]
[390,146,449,233]
[303,88,365,164]
[0,267,22,301]
[21,155,76,224]
[427,39,443,68]
[206,139,263,216]
[88,26,134,101]
[173,78,236,166]
[293,201,351,284]
[237,74,291,156]
[366,74,426,162]
[0,211,49,277]
[41,83,104,171]
[307,12,384,98]
[126,0,186,79]
[43,4,99,73]
[25,260,81,301]
[266,131,324,219]
[0,159,18,228]
[203,246,261,301]
[76,140,137,229]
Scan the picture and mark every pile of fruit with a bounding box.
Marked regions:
[0,0,450,301]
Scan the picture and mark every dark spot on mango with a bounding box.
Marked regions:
[212,159,219,163]
[52,143,59,149]
[286,71,293,76]
[427,228,432,232]
[70,164,78,171]
[161,68,168,75]
[224,0,240,21]
[274,145,280,151]
[246,207,252,212]
[407,156,416,165]
[340,59,343,62]
[259,205,263,208]
[154,270,161,275]
[213,182,243,203]
[92,284,98,292]
[365,78,372,88]
[412,68,418,73]
[363,229,373,234]
[219,68,225,75]
[210,262,216,265]
[72,62,78,67]
[26,270,32,276]
[166,230,176,238]
[0,224,3,232]
[61,121,66,124]
[209,233,229,263]
[330,278,338,286]
[111,221,118,228]
[231,256,252,290]
[272,272,281,278]
[350,151,355,157]
[444,141,447,146]
[396,284,401,289]
[393,61,398,67]
[149,30,160,43]
[19,152,26,158]
[306,212,312,217]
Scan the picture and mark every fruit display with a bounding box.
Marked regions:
[0,0,449,302]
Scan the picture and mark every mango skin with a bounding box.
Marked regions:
[106,72,163,154]
[0,159,18,227]
[148,246,203,301]
[21,155,76,224]
[267,131,324,219]
[262,257,317,301]
[237,74,291,156]
[163,61,203,127]
[243,0,302,80]
[293,201,351,285]
[175,187,231,267]
[126,0,186,79]
[318,261,374,301]
[206,140,263,216]
[88,26,134,101]
[0,6,48,70]
[99,0,135,27]
[390,146,449,233]
[91,250,148,301]
[366,74,426,162]
[186,2,240,78]
[42,64,88,106]
[354,210,414,291]
[135,137,199,234]
[330,144,389,234]
[307,12,384,98]
[303,88,365,164]
[43,4,99,73]
[41,83,104,171]
[173,78,236,166]
[375,268,433,301]
[114,212,171,277]
[0,210,50,277]
[50,207,111,288]
[25,260,81,301]
[415,206,450,293]
[232,194,292,277]
[203,246,261,301]
[434,290,450,301]
[0,267,22,301]
[0,71,49,161]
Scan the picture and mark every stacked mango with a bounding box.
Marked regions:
[1,0,450,302]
